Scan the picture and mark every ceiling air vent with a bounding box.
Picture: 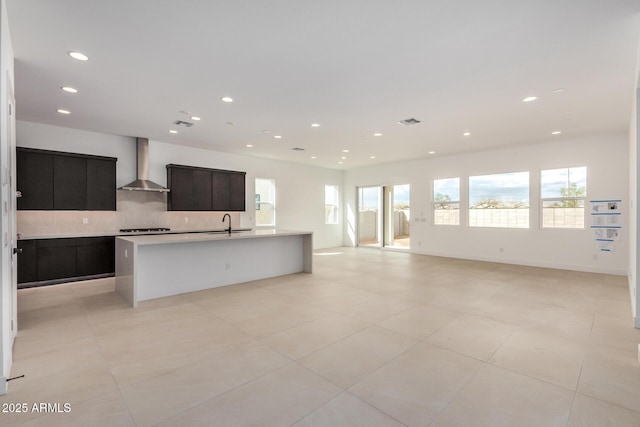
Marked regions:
[174,120,194,127]
[291,147,306,151]
[398,118,421,126]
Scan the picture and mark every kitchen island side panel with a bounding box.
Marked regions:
[135,234,305,302]
[115,238,136,307]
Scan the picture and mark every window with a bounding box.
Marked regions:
[255,178,275,226]
[541,166,586,229]
[433,178,460,225]
[469,171,529,228]
[325,185,339,224]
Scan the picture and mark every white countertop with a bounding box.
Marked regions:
[117,229,312,246]
[18,228,252,240]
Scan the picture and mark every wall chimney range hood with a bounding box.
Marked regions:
[119,138,170,192]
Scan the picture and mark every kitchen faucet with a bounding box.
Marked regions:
[222,213,231,235]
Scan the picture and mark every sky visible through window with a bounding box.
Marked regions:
[434,178,459,200]
[469,172,529,206]
[541,167,587,198]
[359,185,410,209]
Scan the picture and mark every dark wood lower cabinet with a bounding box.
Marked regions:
[76,237,115,276]
[16,240,37,283]
[17,236,115,287]
[37,239,77,281]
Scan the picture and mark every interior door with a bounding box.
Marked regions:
[7,74,16,340]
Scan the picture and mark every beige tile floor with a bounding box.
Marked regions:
[2,247,640,426]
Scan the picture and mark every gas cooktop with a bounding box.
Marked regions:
[119,228,171,233]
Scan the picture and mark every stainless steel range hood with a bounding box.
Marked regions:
[119,138,170,192]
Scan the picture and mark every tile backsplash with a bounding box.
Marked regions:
[17,191,242,238]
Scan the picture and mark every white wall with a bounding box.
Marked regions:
[345,134,629,275]
[148,140,344,249]
[16,121,344,249]
[0,0,13,395]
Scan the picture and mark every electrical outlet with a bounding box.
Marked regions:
[184,217,189,223]
[82,217,89,224]
[499,247,504,253]
[225,262,230,271]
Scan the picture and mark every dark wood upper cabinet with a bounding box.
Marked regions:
[211,171,230,211]
[17,148,117,211]
[87,158,116,210]
[54,155,87,210]
[192,169,213,211]
[17,149,54,210]
[167,164,245,211]
[229,173,246,211]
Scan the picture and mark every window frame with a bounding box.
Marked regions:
[325,185,339,225]
[468,171,530,229]
[255,177,276,228]
[432,177,460,226]
[540,166,587,230]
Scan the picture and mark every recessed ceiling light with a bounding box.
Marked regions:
[428,151,435,154]
[463,132,471,136]
[262,130,270,134]
[169,130,178,134]
[552,88,564,93]
[68,51,88,61]
[274,135,282,139]
[221,97,233,103]
[342,149,349,153]
[522,96,538,102]
[311,123,320,127]
[373,133,382,137]
[190,116,201,121]
[338,161,343,164]
[552,130,562,135]
[56,109,70,114]
[61,86,78,93]
[311,156,317,159]
[341,156,346,160]
[370,156,376,159]
[246,144,253,148]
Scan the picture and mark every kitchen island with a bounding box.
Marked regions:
[115,229,312,307]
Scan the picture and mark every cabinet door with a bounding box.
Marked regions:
[87,158,116,210]
[168,167,193,211]
[17,150,54,210]
[53,156,87,210]
[37,239,77,281]
[76,237,115,276]
[211,171,230,211]
[192,169,213,211]
[17,240,37,284]
[229,173,246,211]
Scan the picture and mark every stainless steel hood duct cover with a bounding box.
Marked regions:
[119,138,170,192]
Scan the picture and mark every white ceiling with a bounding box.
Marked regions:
[6,1,640,170]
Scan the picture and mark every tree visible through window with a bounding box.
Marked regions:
[433,178,460,225]
[541,167,586,228]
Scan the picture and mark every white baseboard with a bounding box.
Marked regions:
[410,248,627,276]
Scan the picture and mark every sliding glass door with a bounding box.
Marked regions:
[358,186,382,247]
[358,184,410,249]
